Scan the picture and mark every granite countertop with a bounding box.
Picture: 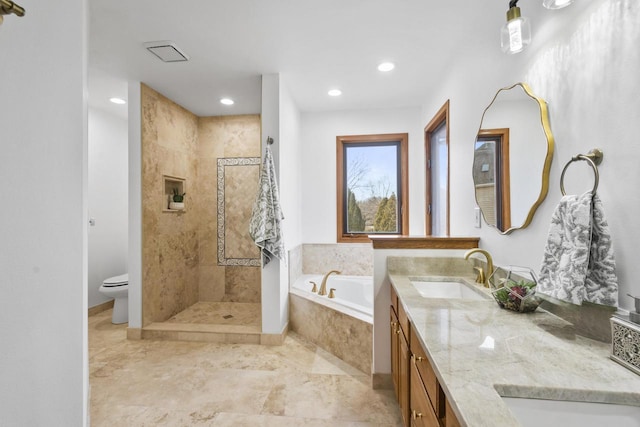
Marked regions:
[389,271,640,427]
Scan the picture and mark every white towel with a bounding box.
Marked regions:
[249,145,286,266]
[538,191,618,306]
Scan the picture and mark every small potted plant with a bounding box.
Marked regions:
[488,266,540,313]
[169,188,186,210]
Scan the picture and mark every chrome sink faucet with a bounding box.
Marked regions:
[318,270,341,296]
[464,249,494,288]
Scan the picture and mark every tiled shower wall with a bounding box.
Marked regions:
[141,84,200,325]
[198,115,261,303]
[141,84,261,326]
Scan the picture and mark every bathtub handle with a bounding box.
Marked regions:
[328,288,336,299]
[310,281,318,293]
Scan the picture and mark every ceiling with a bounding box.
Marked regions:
[88,0,552,119]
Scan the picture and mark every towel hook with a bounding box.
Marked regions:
[560,148,603,196]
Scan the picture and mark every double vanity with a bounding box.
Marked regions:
[387,256,640,427]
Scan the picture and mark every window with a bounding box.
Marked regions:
[336,133,409,243]
[425,100,450,236]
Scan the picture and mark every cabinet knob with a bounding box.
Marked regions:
[412,410,423,420]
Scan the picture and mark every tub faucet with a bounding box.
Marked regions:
[464,249,494,288]
[319,270,341,296]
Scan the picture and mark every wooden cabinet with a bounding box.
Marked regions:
[410,328,445,423]
[391,286,410,426]
[445,400,461,427]
[410,360,440,426]
[391,284,463,427]
[390,309,399,398]
[390,287,411,426]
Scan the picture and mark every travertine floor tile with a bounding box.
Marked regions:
[167,301,261,326]
[89,309,401,427]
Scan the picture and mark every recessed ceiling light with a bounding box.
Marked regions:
[220,98,234,105]
[378,62,395,72]
[109,97,126,105]
[328,89,342,97]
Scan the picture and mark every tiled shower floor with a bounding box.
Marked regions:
[168,301,261,327]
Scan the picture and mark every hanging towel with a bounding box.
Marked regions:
[538,191,618,306]
[249,145,286,266]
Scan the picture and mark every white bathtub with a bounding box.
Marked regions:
[291,274,373,323]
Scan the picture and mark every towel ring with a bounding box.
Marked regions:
[560,148,603,196]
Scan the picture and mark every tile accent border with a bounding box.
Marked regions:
[216,157,261,266]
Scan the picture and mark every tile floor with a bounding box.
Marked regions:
[89,309,402,426]
[167,302,261,329]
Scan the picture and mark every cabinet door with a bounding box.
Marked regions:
[390,309,399,398]
[410,328,444,420]
[445,399,461,427]
[399,326,411,426]
[410,359,440,427]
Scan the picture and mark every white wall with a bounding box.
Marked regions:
[0,0,89,425]
[128,82,143,329]
[279,79,303,250]
[424,0,640,312]
[261,74,287,334]
[279,77,303,315]
[88,108,128,308]
[300,107,424,243]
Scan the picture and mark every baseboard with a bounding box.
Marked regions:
[88,300,114,317]
[371,373,393,390]
[126,327,142,340]
[260,322,289,345]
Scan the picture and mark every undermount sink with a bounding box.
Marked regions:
[502,397,640,427]
[409,277,487,300]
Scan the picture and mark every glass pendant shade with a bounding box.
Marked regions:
[501,6,531,54]
[543,0,573,9]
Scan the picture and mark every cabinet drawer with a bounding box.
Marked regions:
[410,328,444,419]
[410,360,440,427]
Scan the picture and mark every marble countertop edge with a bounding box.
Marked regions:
[388,273,640,427]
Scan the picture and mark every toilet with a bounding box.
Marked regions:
[99,273,129,324]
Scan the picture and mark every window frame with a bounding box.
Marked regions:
[336,133,409,243]
[424,100,450,236]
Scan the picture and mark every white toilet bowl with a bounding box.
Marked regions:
[99,273,128,324]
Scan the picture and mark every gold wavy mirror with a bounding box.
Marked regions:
[473,82,554,234]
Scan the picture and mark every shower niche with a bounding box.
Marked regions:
[163,175,186,211]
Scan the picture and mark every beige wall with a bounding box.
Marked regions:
[198,115,262,303]
[141,85,262,325]
[141,85,200,325]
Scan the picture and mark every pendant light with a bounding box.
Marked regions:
[543,0,573,9]
[501,0,531,54]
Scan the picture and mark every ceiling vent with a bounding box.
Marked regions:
[144,41,190,62]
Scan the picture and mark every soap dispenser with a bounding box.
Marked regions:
[629,293,640,324]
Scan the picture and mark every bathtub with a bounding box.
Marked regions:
[289,274,373,374]
[290,274,373,323]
